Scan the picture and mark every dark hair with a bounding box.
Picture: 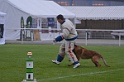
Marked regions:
[57,14,64,20]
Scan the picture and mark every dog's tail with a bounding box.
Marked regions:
[101,57,110,67]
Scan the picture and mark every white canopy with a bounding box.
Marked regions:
[0,11,6,24]
[65,6,124,20]
[0,11,6,44]
[0,0,75,40]
[6,0,75,18]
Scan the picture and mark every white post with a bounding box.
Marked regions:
[49,26,52,40]
[119,33,121,46]
[21,28,24,44]
[85,31,88,46]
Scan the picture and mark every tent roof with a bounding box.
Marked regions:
[6,0,75,18]
[64,6,124,20]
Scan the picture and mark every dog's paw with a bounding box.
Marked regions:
[68,64,73,66]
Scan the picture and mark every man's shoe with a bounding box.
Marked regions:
[73,63,80,68]
[52,60,60,65]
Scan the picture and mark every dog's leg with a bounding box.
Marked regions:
[68,63,73,66]
[91,56,101,67]
[76,54,80,61]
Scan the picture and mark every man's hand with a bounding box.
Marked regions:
[54,35,64,42]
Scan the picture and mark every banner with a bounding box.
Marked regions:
[47,18,55,27]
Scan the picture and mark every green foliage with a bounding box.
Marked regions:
[0,44,124,82]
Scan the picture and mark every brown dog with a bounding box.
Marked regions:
[73,45,110,67]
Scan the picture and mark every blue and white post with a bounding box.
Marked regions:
[22,51,37,82]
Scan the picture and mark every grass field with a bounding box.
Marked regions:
[0,44,124,82]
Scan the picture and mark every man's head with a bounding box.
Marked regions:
[56,14,65,24]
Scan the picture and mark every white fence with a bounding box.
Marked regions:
[76,29,124,46]
[5,28,124,46]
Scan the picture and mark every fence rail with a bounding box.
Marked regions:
[5,28,124,46]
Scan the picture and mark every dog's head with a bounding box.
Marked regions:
[73,45,83,54]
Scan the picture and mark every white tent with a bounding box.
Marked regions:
[0,11,6,44]
[0,0,75,40]
[65,6,124,20]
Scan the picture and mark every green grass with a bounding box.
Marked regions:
[0,44,124,82]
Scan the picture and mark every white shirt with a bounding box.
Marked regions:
[61,19,78,39]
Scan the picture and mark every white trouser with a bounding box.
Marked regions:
[59,40,78,64]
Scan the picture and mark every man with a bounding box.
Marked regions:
[52,14,80,68]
